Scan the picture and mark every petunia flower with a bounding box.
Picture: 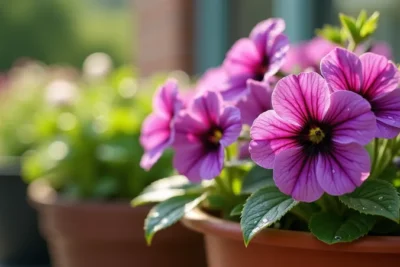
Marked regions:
[282,37,337,74]
[173,91,242,182]
[195,67,228,95]
[250,72,376,202]
[140,79,182,170]
[221,18,289,102]
[355,41,393,60]
[321,47,400,138]
[236,80,273,125]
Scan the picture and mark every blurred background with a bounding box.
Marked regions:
[1,0,399,75]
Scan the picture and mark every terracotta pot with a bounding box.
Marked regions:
[28,180,206,267]
[182,208,400,267]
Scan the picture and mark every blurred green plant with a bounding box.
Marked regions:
[18,60,173,200]
[0,0,131,70]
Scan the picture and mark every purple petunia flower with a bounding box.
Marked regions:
[173,91,242,182]
[140,79,182,170]
[221,18,289,102]
[236,80,273,125]
[321,47,400,138]
[250,72,376,202]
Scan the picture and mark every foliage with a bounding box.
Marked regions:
[20,61,174,199]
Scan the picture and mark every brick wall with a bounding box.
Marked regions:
[134,0,194,76]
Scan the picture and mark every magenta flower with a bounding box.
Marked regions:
[250,72,376,202]
[355,41,393,60]
[282,37,337,73]
[321,48,400,138]
[196,67,227,95]
[140,79,182,170]
[236,80,273,125]
[222,18,289,101]
[173,91,242,182]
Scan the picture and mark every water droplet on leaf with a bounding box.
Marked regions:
[378,196,384,200]
[334,236,342,241]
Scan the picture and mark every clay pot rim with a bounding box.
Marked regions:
[182,208,400,254]
[27,179,142,210]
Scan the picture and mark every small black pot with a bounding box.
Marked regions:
[0,157,49,266]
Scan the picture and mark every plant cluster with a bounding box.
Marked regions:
[134,11,400,245]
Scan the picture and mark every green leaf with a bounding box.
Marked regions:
[309,212,375,244]
[291,202,321,222]
[145,193,205,245]
[339,13,358,42]
[339,180,400,222]
[230,203,244,216]
[241,186,298,246]
[360,12,379,38]
[316,25,344,45]
[241,166,274,194]
[142,175,189,192]
[356,10,368,29]
[131,175,204,206]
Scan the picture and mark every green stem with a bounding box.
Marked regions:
[347,40,356,52]
[214,176,230,196]
[371,138,380,175]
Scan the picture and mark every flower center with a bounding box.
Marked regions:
[208,128,223,144]
[309,127,325,144]
[254,56,269,81]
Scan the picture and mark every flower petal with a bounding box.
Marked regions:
[219,106,242,147]
[370,42,393,60]
[250,18,285,55]
[139,113,173,170]
[359,52,399,99]
[273,147,324,202]
[200,147,224,180]
[173,143,223,182]
[173,111,208,146]
[320,48,362,93]
[173,142,205,182]
[249,110,300,168]
[371,89,400,138]
[220,73,251,102]
[236,80,273,125]
[272,72,330,125]
[323,91,376,145]
[190,91,222,126]
[153,79,180,114]
[317,143,370,196]
[196,67,227,95]
[267,34,289,77]
[224,38,261,76]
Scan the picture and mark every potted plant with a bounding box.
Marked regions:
[24,61,206,267]
[134,10,400,267]
[0,62,51,266]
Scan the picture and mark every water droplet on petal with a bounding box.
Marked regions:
[378,196,384,200]
[331,169,335,174]
[334,236,342,241]
[346,108,350,111]
[388,116,393,120]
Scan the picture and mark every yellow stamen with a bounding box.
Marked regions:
[209,129,223,144]
[309,127,325,144]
